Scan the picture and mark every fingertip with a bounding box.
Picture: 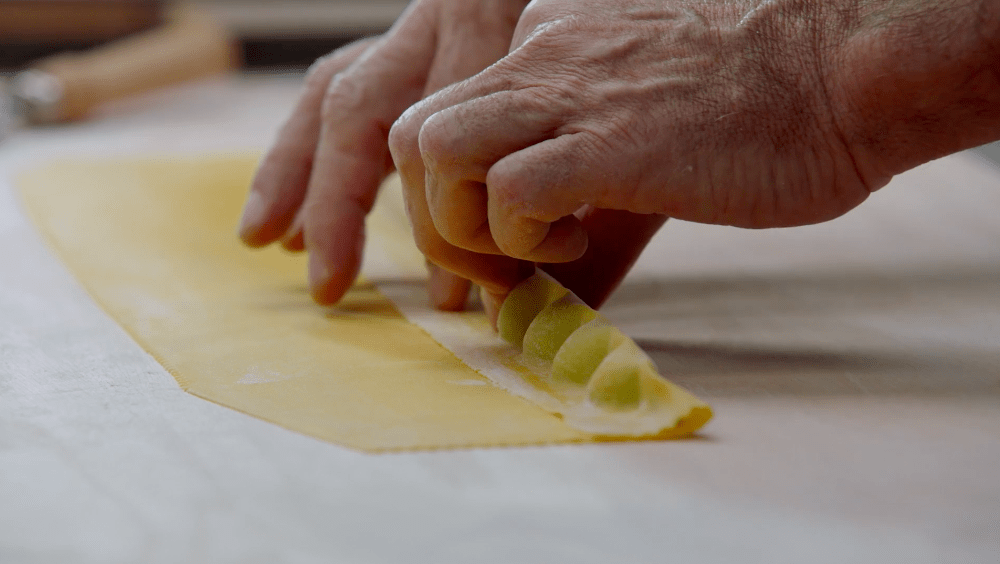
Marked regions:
[541,211,667,309]
[534,215,589,263]
[307,251,358,306]
[303,205,368,306]
[498,215,589,263]
[428,264,471,311]
[281,213,306,251]
[238,191,271,245]
[308,268,348,306]
[388,109,421,179]
[480,286,504,331]
[281,228,305,252]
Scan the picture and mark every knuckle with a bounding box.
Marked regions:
[305,36,377,81]
[415,111,457,170]
[411,230,433,257]
[411,229,447,262]
[304,49,357,91]
[388,110,420,166]
[434,219,470,249]
[303,54,338,87]
[320,75,366,125]
[518,1,565,35]
[486,163,530,218]
[518,13,580,54]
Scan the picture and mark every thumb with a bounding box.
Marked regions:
[428,263,473,311]
[479,209,666,327]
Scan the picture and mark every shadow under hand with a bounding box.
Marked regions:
[636,340,1000,397]
[606,266,1000,398]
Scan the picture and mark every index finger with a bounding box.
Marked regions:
[240,37,377,248]
[302,7,439,304]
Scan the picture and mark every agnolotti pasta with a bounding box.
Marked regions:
[499,273,713,437]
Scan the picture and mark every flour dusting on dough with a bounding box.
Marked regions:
[238,368,295,385]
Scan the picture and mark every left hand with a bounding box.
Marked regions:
[239,0,532,311]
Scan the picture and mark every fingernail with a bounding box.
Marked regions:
[238,191,268,239]
[280,221,305,251]
[428,266,471,311]
[281,229,305,252]
[428,265,443,299]
[481,287,502,331]
[308,252,335,303]
[428,264,450,308]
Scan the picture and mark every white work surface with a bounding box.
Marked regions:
[1,74,998,564]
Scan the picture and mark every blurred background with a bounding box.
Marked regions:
[0,0,407,70]
[0,0,409,132]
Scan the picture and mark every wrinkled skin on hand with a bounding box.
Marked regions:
[389,0,872,311]
[244,0,1000,324]
[389,0,1000,320]
[239,0,530,310]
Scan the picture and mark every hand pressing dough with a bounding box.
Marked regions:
[498,273,713,437]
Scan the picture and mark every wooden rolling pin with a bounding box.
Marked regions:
[0,0,163,44]
[13,4,239,123]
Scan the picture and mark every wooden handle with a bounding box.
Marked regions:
[33,4,239,122]
[0,0,163,44]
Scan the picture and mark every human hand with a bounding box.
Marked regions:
[388,0,875,320]
[238,0,531,310]
[392,0,1000,320]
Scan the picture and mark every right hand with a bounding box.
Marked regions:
[389,0,1000,324]
[238,0,531,310]
[388,0,876,323]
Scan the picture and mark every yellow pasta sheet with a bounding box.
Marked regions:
[18,156,706,452]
